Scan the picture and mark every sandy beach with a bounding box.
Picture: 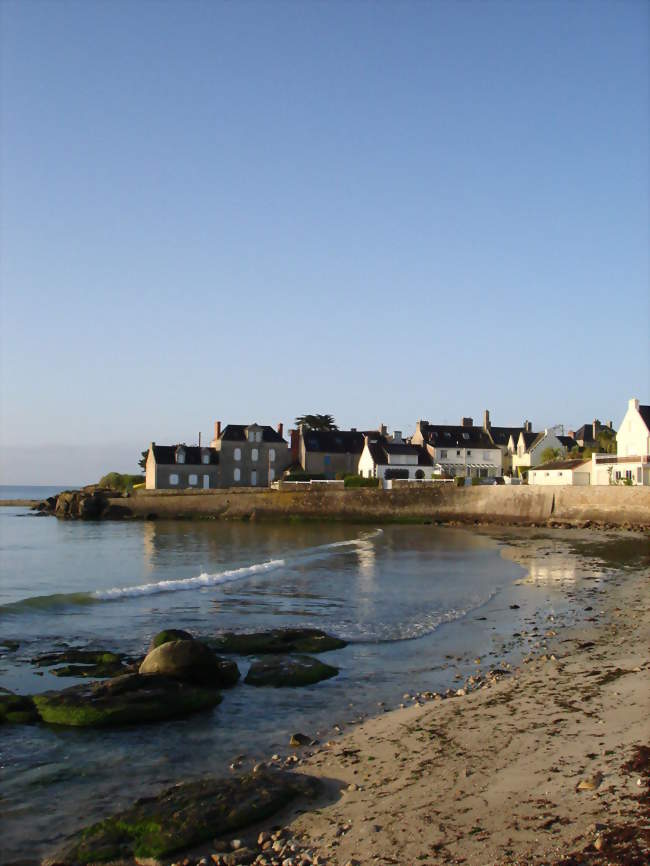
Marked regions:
[180,530,649,866]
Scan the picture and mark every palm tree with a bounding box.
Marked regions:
[294,413,338,431]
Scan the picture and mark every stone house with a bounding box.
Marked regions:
[145,444,220,490]
[291,428,366,479]
[210,422,291,487]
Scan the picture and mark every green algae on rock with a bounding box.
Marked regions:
[32,648,128,678]
[139,639,240,687]
[210,628,347,656]
[53,769,321,863]
[244,654,339,687]
[149,628,194,649]
[32,673,221,727]
[0,689,39,724]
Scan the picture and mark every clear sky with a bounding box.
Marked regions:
[1,0,648,484]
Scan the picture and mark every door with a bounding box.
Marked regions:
[203,474,209,489]
[251,470,257,486]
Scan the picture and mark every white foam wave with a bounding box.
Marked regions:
[93,529,383,601]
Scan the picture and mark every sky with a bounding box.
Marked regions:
[1,0,648,484]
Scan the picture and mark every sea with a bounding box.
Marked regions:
[0,487,608,862]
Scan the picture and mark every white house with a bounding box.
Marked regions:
[590,398,650,486]
[510,428,574,476]
[411,419,503,478]
[358,433,434,480]
[529,458,591,486]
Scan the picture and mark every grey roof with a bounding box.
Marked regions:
[151,445,219,466]
[520,431,541,450]
[220,425,286,443]
[488,426,527,446]
[302,430,365,454]
[532,458,590,472]
[420,423,496,450]
[557,435,575,448]
[365,436,431,466]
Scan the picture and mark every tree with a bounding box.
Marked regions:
[294,413,338,431]
[596,427,617,454]
[138,449,148,472]
[541,447,561,463]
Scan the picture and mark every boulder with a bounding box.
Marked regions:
[51,768,321,864]
[244,655,338,688]
[210,628,347,656]
[139,640,240,687]
[32,673,221,727]
[149,628,194,650]
[0,689,39,724]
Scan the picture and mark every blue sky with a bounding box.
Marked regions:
[1,0,648,483]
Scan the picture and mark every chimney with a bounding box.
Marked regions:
[461,417,473,428]
[567,430,575,440]
[351,427,357,432]
[524,420,532,433]
[607,420,613,429]
[290,428,300,464]
[380,423,387,436]
[198,432,201,447]
[592,419,599,440]
[629,398,639,411]
[483,409,490,431]
[277,422,283,438]
[214,420,222,440]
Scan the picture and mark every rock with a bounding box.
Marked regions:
[32,648,126,679]
[577,772,603,791]
[0,639,19,652]
[289,733,312,747]
[150,629,194,650]
[210,629,347,656]
[0,690,39,724]
[52,769,321,864]
[32,673,222,727]
[244,656,338,688]
[139,640,239,688]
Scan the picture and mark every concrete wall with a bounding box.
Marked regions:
[108,484,650,528]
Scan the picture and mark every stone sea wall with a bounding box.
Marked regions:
[90,485,650,529]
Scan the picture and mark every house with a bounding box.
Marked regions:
[482,409,533,475]
[291,428,365,479]
[411,417,502,478]
[568,419,615,449]
[591,398,650,486]
[210,421,291,487]
[529,458,591,486]
[510,428,573,476]
[358,432,434,480]
[145,444,220,490]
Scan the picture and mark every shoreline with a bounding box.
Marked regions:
[164,528,649,866]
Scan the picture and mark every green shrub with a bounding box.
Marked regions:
[471,476,480,486]
[283,472,326,482]
[344,475,379,488]
[454,476,466,487]
[98,472,145,492]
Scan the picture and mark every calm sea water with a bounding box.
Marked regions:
[0,507,594,861]
[0,484,76,501]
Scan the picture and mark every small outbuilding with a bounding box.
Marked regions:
[528,458,591,486]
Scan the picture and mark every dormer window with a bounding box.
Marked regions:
[201,449,210,465]
[176,446,186,464]
[462,432,469,440]
[256,431,262,443]
[248,431,255,442]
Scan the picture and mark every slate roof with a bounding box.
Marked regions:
[420,423,498,450]
[520,431,541,450]
[532,458,590,472]
[365,436,431,466]
[220,424,286,443]
[638,405,650,432]
[302,430,365,454]
[151,445,219,466]
[488,426,527,447]
[557,435,576,448]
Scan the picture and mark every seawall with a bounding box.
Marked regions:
[99,485,650,529]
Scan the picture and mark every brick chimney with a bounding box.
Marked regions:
[380,423,387,436]
[214,420,222,440]
[483,409,491,431]
[592,419,599,440]
[524,420,532,433]
[277,422,284,438]
[461,417,473,428]
[290,428,300,464]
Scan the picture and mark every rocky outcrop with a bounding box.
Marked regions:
[139,639,240,687]
[211,628,347,655]
[32,649,128,678]
[244,654,339,687]
[36,488,115,520]
[51,769,321,864]
[0,689,39,724]
[149,628,194,650]
[32,673,222,727]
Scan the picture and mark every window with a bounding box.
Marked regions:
[251,448,259,462]
[456,450,461,456]
[202,453,210,465]
[467,450,472,456]
[269,468,275,482]
[256,431,262,443]
[169,474,179,485]
[176,452,185,464]
[251,469,257,486]
[234,447,241,461]
[440,450,447,458]
[188,474,198,485]
[483,452,491,460]
[234,468,241,482]
[269,448,275,462]
[248,431,255,442]
[626,470,632,480]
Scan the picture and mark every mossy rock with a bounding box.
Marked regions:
[54,768,320,863]
[244,654,338,688]
[150,629,194,650]
[0,639,19,652]
[139,640,239,688]
[32,649,127,679]
[32,673,221,727]
[210,628,347,656]
[0,690,39,724]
